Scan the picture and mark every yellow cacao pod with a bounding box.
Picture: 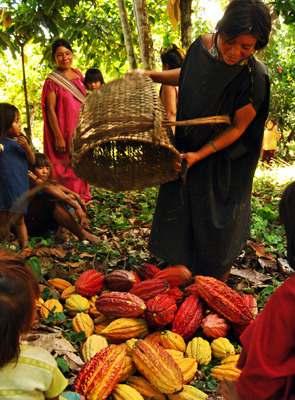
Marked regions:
[39,299,63,319]
[211,337,235,359]
[165,349,184,361]
[127,375,166,400]
[112,383,144,400]
[211,363,241,381]
[168,385,208,400]
[81,334,108,362]
[61,285,76,299]
[221,354,240,366]
[125,338,138,354]
[72,312,94,337]
[160,330,186,352]
[48,278,72,291]
[185,337,211,365]
[65,294,89,314]
[118,355,136,382]
[101,318,148,341]
[175,357,198,384]
[131,339,183,394]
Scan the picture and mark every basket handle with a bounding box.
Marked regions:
[164,115,231,127]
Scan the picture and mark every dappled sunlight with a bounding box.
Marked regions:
[255,161,295,188]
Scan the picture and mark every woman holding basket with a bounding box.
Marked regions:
[146,0,272,280]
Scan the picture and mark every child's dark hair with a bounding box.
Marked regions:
[160,45,184,69]
[216,0,272,50]
[33,152,51,169]
[279,182,295,268]
[51,38,73,58]
[0,250,39,367]
[84,68,105,85]
[0,103,19,137]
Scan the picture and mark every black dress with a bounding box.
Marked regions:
[149,37,270,278]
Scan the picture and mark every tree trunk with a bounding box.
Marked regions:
[20,43,32,140]
[132,0,154,69]
[180,0,193,49]
[117,0,137,69]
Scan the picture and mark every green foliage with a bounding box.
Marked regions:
[273,0,295,24]
[56,356,70,374]
[26,256,42,281]
[257,278,282,309]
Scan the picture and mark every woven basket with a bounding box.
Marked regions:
[72,73,230,192]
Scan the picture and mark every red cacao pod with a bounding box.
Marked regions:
[134,263,161,280]
[242,294,258,318]
[167,287,183,304]
[130,278,169,301]
[172,295,204,340]
[146,294,177,328]
[201,313,230,338]
[96,291,146,318]
[154,265,192,287]
[75,269,104,297]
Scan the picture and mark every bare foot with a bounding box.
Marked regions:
[82,229,100,244]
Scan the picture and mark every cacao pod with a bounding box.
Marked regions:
[201,313,229,339]
[159,330,186,353]
[105,269,139,291]
[193,276,254,325]
[48,278,72,291]
[154,265,192,287]
[134,263,161,280]
[211,337,235,359]
[74,344,126,399]
[65,294,90,314]
[242,293,258,317]
[75,269,104,297]
[165,349,184,361]
[167,287,183,304]
[112,383,144,400]
[61,285,76,299]
[221,354,240,366]
[185,337,211,365]
[168,385,208,400]
[130,278,169,302]
[127,375,166,400]
[175,358,198,384]
[81,334,108,362]
[131,339,183,394]
[172,295,204,340]
[146,294,177,328]
[118,355,136,382]
[101,318,148,341]
[96,291,146,318]
[72,312,94,337]
[211,363,241,381]
[39,299,63,319]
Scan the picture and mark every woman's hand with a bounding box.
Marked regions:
[54,135,66,153]
[180,152,201,168]
[219,381,241,400]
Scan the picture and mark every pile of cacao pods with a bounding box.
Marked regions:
[37,264,258,400]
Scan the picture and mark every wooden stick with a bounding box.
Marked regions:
[164,115,231,127]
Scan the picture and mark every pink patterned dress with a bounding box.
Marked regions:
[41,72,91,202]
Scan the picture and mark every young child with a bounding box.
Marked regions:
[220,181,295,400]
[84,68,105,91]
[0,103,35,248]
[26,153,99,244]
[0,249,68,399]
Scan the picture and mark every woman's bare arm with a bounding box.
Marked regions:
[182,103,257,167]
[161,85,178,122]
[144,68,181,85]
[46,91,66,152]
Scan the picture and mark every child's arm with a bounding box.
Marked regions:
[17,135,35,165]
[57,184,87,211]
[28,170,44,185]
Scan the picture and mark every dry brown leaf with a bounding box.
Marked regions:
[65,260,86,268]
[79,252,94,259]
[247,240,275,260]
[230,266,270,286]
[33,246,67,259]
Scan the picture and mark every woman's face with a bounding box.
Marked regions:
[218,33,257,65]
[54,46,73,70]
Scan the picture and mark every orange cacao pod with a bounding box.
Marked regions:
[242,294,258,317]
[167,287,184,304]
[105,269,139,291]
[96,291,146,318]
[154,265,192,287]
[74,344,126,399]
[127,376,166,400]
[131,339,183,394]
[159,330,186,353]
[75,269,104,297]
[172,295,204,340]
[201,313,230,339]
[130,278,169,301]
[193,276,254,325]
[47,278,72,291]
[146,294,177,328]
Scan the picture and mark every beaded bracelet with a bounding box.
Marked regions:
[208,140,218,152]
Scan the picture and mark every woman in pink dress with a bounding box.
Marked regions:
[41,38,91,202]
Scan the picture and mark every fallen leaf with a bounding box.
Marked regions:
[258,257,278,271]
[34,246,67,259]
[230,267,271,286]
[247,240,275,260]
[79,252,94,259]
[278,258,295,275]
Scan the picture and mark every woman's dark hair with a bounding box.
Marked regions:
[279,182,295,268]
[51,38,73,58]
[216,0,272,50]
[160,45,184,69]
[0,103,19,137]
[84,68,105,84]
[0,250,39,367]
